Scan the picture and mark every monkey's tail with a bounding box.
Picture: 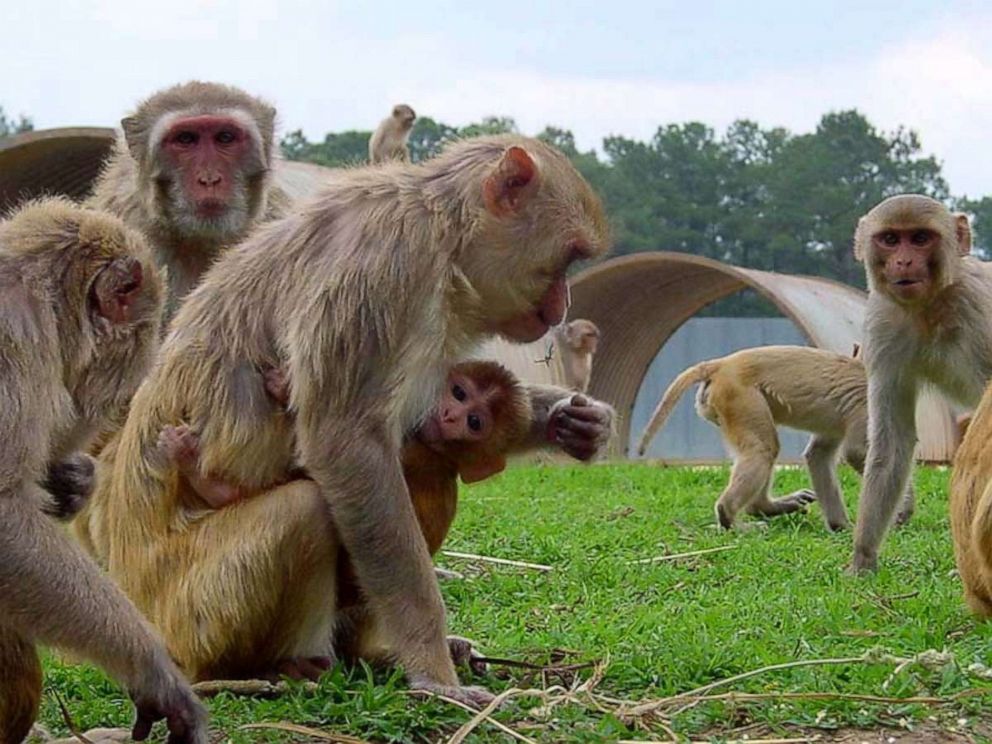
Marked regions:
[971,480,992,579]
[636,361,717,457]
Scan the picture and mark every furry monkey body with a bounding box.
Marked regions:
[0,199,205,744]
[637,345,913,530]
[80,136,608,702]
[853,195,992,572]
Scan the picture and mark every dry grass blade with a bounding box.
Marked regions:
[52,691,93,744]
[238,722,371,743]
[627,545,737,565]
[443,688,531,744]
[431,691,536,744]
[440,550,553,572]
[193,678,317,697]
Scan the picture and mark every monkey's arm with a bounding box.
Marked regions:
[0,485,207,743]
[851,368,918,573]
[521,384,615,460]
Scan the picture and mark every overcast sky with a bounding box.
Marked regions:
[5,1,992,196]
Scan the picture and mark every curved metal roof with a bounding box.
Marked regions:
[568,252,957,461]
[0,128,958,461]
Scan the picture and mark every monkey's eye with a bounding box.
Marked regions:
[215,130,236,145]
[174,131,198,146]
[467,413,482,433]
[879,231,899,246]
[911,230,931,246]
[452,384,466,402]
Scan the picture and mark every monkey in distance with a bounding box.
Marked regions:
[76,135,609,704]
[852,195,992,572]
[87,81,290,319]
[637,345,914,531]
[554,318,600,393]
[369,103,417,164]
[0,198,206,744]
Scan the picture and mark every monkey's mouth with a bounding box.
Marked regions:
[196,199,228,218]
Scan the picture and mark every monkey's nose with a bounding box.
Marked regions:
[198,173,222,186]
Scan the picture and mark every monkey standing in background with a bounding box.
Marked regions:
[637,346,915,531]
[0,199,205,744]
[852,195,992,573]
[369,104,416,164]
[87,81,291,320]
[77,135,609,704]
[555,318,600,393]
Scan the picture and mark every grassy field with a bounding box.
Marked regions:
[39,464,992,742]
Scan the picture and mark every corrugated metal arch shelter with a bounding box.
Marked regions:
[567,252,958,461]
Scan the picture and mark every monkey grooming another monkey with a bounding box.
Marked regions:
[87,81,290,319]
[0,199,206,744]
[637,345,915,531]
[78,135,608,704]
[554,319,600,393]
[852,195,992,573]
[369,104,417,164]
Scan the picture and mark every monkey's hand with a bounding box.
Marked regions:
[40,452,96,520]
[548,394,614,461]
[448,635,488,676]
[409,674,496,708]
[129,664,208,744]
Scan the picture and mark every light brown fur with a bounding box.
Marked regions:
[555,318,599,393]
[637,345,914,530]
[75,135,608,703]
[852,194,992,572]
[86,81,291,320]
[369,104,416,164]
[0,198,205,744]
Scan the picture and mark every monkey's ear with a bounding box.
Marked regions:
[482,146,539,217]
[95,256,144,324]
[458,455,507,484]
[955,213,972,256]
[120,117,144,160]
[853,218,866,262]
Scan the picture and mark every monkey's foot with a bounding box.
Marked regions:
[894,506,915,527]
[846,549,879,575]
[750,489,817,518]
[447,635,487,676]
[266,655,334,682]
[157,424,201,470]
[409,676,497,708]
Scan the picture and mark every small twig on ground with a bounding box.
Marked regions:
[627,545,736,565]
[434,689,536,744]
[440,550,553,572]
[238,722,370,743]
[474,655,597,674]
[192,678,317,697]
[52,692,93,744]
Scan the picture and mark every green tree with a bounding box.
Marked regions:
[0,105,33,139]
[280,128,369,167]
[960,196,992,258]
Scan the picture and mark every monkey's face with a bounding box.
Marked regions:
[466,141,609,343]
[151,111,267,239]
[393,104,416,129]
[418,372,495,448]
[870,226,941,304]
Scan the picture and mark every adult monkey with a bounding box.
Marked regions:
[0,199,205,744]
[852,194,992,572]
[369,104,416,164]
[87,80,290,320]
[78,135,609,703]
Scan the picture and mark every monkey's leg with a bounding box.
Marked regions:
[152,480,338,681]
[0,624,42,744]
[852,376,917,572]
[844,446,915,527]
[803,435,848,531]
[713,389,779,528]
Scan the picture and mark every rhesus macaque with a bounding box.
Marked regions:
[636,346,914,531]
[369,104,416,164]
[0,199,205,744]
[554,318,600,393]
[852,195,992,572]
[950,383,992,616]
[76,135,609,704]
[87,81,290,319]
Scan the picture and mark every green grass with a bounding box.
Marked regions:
[40,464,992,742]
